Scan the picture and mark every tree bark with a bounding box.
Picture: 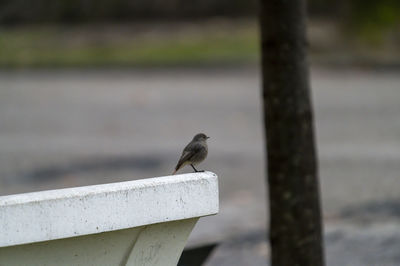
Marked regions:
[259,0,325,265]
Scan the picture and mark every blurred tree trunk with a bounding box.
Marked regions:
[259,0,325,266]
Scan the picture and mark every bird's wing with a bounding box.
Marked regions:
[183,141,204,154]
[175,142,203,171]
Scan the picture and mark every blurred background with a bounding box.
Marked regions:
[1,1,400,265]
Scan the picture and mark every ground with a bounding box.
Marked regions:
[1,66,399,265]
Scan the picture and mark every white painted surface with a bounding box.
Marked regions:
[0,171,218,247]
[125,218,198,266]
[0,218,198,266]
[0,224,144,266]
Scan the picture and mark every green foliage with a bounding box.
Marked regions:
[345,0,400,45]
[0,25,259,68]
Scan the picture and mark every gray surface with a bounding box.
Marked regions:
[1,67,400,264]
[205,222,400,266]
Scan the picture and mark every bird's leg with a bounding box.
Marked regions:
[190,164,198,172]
[191,164,204,173]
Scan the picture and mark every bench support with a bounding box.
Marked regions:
[0,218,198,266]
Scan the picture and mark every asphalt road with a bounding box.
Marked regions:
[1,67,399,264]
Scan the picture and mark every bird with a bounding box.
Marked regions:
[172,133,209,175]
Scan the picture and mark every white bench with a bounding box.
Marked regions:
[0,172,219,266]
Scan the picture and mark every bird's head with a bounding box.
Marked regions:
[193,133,210,142]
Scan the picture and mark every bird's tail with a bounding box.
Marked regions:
[172,161,184,175]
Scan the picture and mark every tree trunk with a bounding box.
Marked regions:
[259,0,325,265]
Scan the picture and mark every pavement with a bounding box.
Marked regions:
[0,66,399,264]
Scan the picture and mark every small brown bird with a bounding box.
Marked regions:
[172,133,209,175]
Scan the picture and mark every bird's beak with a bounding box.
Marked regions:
[206,136,210,139]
